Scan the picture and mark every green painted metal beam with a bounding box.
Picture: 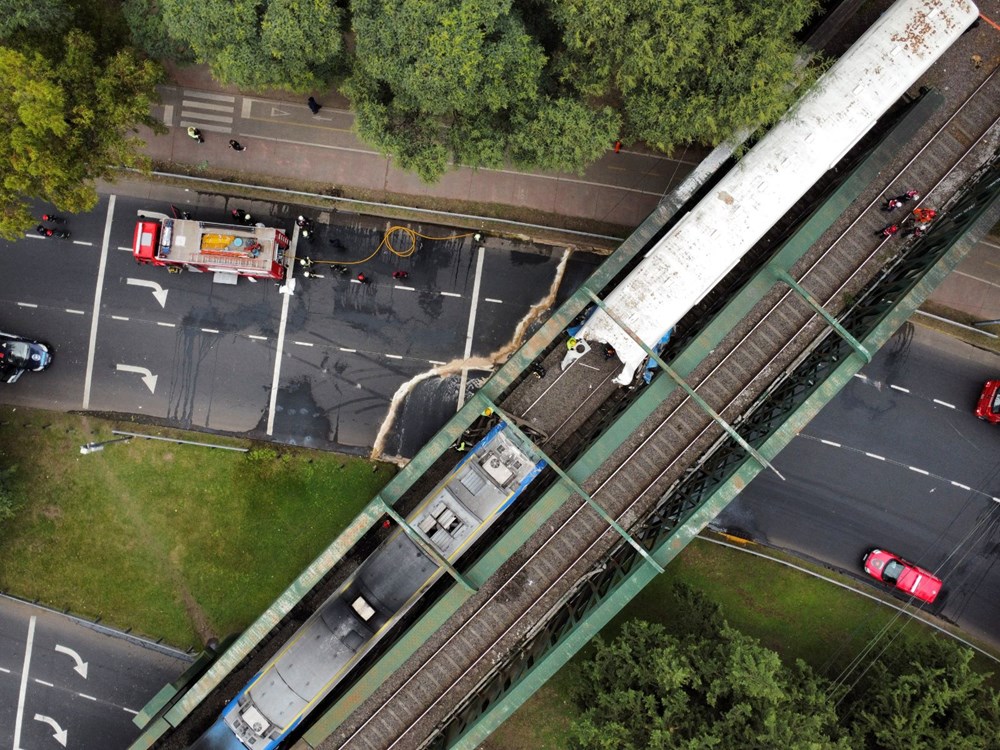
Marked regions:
[772,268,871,362]
[482,396,664,574]
[582,287,783,480]
[377,497,478,594]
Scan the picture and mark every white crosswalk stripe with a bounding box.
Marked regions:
[178,89,237,134]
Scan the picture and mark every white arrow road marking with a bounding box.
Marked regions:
[54,644,89,679]
[117,364,158,394]
[270,106,290,117]
[34,714,68,747]
[126,278,169,308]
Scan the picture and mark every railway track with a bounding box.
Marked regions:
[320,54,1000,750]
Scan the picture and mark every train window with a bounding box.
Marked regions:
[351,596,376,621]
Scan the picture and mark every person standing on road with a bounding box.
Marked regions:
[307,96,321,115]
[186,126,204,143]
[229,139,246,151]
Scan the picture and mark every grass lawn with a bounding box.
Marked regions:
[483,537,998,750]
[0,407,395,649]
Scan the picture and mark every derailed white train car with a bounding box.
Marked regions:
[568,0,979,385]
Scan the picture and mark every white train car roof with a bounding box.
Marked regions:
[575,0,978,385]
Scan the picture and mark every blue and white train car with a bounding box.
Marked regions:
[191,423,544,750]
[567,0,979,385]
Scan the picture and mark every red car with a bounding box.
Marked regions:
[863,549,942,604]
[974,380,1000,424]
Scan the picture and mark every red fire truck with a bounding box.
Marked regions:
[132,212,289,283]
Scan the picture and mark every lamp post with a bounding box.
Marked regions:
[79,436,132,455]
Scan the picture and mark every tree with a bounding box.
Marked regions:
[0,0,71,40]
[843,639,1000,750]
[0,31,164,239]
[349,0,562,182]
[552,0,820,153]
[570,587,850,750]
[158,0,345,91]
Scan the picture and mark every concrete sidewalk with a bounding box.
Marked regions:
[140,63,706,232]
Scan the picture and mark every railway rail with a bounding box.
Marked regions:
[319,41,1000,750]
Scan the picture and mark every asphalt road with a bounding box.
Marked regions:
[0,192,598,457]
[717,323,1000,647]
[0,596,190,750]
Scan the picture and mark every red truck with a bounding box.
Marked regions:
[132,212,289,283]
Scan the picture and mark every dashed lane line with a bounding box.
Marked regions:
[248,335,268,341]
[890,384,910,393]
[34,679,53,687]
[112,315,129,321]
[820,439,841,448]
[441,291,462,298]
[156,321,176,328]
[293,341,314,347]
[909,467,930,475]
[394,285,415,291]
[201,328,219,334]
[865,452,885,461]
[385,354,403,360]
[485,298,502,304]
[78,693,97,701]
[123,707,139,715]
[339,347,356,353]
[66,309,85,315]
[17,302,37,308]
[933,399,956,409]
[952,482,971,491]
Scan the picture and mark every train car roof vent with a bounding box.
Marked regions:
[351,596,376,621]
[241,706,271,736]
[483,456,514,485]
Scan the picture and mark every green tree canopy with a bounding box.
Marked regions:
[158,0,345,91]
[552,0,820,152]
[0,30,163,239]
[348,0,551,181]
[842,639,1000,750]
[571,587,849,750]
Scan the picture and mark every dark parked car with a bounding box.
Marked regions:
[0,334,52,384]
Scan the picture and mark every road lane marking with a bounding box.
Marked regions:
[34,679,53,687]
[248,335,268,341]
[394,285,415,291]
[293,341,313,347]
[339,347,356,353]
[441,291,462,298]
[156,321,176,328]
[17,302,38,308]
[820,439,841,448]
[122,708,139,715]
[13,616,36,750]
[457,246,485,410]
[182,90,235,102]
[953,270,1000,289]
[82,194,114,410]
[485,298,502,304]
[66,309,85,315]
[201,328,219,334]
[0,666,9,673]
[889,384,910,392]
[429,360,445,365]
[117,246,132,252]
[909,467,929,475]
[181,99,233,112]
[267,228,297,436]
[72,240,93,247]
[865,453,885,461]
[78,693,97,701]
[112,315,129,321]
[951,482,971,490]
[932,399,955,409]
[853,373,867,380]
[385,354,402,360]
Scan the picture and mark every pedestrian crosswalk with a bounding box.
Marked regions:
[174,90,236,134]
